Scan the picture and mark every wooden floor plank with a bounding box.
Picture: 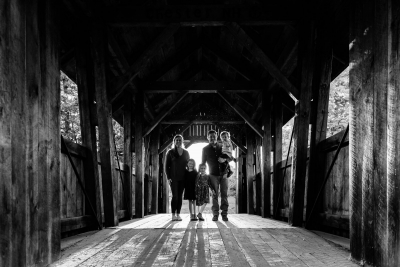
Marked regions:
[79,229,142,267]
[219,229,251,267]
[208,229,232,266]
[54,214,359,267]
[194,229,212,267]
[231,229,272,267]
[131,229,165,266]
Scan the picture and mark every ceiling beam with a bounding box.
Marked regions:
[202,40,259,82]
[110,24,180,102]
[143,92,189,137]
[143,81,262,93]
[230,136,247,154]
[143,41,201,82]
[161,120,245,124]
[107,28,156,120]
[217,92,263,138]
[105,5,303,26]
[225,22,299,101]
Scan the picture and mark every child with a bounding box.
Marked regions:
[195,163,210,221]
[184,159,198,221]
[219,131,235,178]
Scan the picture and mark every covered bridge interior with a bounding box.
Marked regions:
[1,0,400,266]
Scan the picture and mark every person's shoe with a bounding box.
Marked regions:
[191,214,198,221]
[197,213,205,221]
[212,215,218,221]
[172,214,177,221]
[222,215,228,221]
[176,214,182,221]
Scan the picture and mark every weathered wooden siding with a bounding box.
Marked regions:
[274,130,349,234]
[60,142,130,233]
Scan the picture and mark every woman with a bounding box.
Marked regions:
[165,134,190,221]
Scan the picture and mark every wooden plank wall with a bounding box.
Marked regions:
[60,142,130,233]
[275,130,349,235]
[0,1,60,265]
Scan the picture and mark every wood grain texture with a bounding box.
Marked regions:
[305,23,333,229]
[246,126,255,215]
[288,21,315,227]
[123,92,133,219]
[262,90,272,218]
[387,0,400,265]
[150,126,160,214]
[135,91,145,218]
[272,93,282,219]
[91,23,118,227]
[76,30,102,228]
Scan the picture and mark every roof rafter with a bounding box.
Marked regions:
[143,81,262,93]
[110,23,180,102]
[225,22,299,100]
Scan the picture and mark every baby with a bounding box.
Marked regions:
[219,131,235,178]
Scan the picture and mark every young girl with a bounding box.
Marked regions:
[184,159,198,221]
[195,163,211,221]
[219,131,235,178]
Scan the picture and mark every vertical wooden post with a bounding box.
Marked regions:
[288,21,315,226]
[237,132,245,213]
[235,146,239,213]
[135,91,145,218]
[0,1,61,265]
[273,93,283,219]
[255,137,262,216]
[387,0,400,265]
[305,23,333,229]
[262,90,272,218]
[151,126,160,214]
[76,28,103,228]
[123,92,133,219]
[91,24,118,227]
[246,126,255,215]
[159,150,169,213]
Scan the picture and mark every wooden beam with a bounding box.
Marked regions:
[143,41,201,82]
[110,24,180,102]
[202,39,260,82]
[158,120,195,154]
[123,92,134,219]
[230,136,247,154]
[225,22,299,101]
[288,21,315,227]
[135,91,145,218]
[75,29,103,228]
[161,120,245,125]
[217,92,263,138]
[91,24,119,227]
[305,23,333,229]
[107,28,156,121]
[262,90,272,218]
[272,92,283,219]
[143,92,189,137]
[237,132,246,213]
[105,5,302,26]
[144,81,262,93]
[246,126,256,215]
[150,126,160,214]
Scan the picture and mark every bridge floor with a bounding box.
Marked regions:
[53,214,358,267]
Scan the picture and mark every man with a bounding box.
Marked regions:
[202,130,230,221]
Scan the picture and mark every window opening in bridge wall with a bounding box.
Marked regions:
[327,66,349,138]
[60,71,81,144]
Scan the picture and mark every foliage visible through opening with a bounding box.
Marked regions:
[60,71,124,160]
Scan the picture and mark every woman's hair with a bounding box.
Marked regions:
[171,134,185,149]
[220,131,230,139]
[187,158,197,171]
[198,163,207,169]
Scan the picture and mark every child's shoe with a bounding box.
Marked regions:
[191,214,198,221]
[197,213,204,221]
[176,214,182,221]
[172,214,177,221]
